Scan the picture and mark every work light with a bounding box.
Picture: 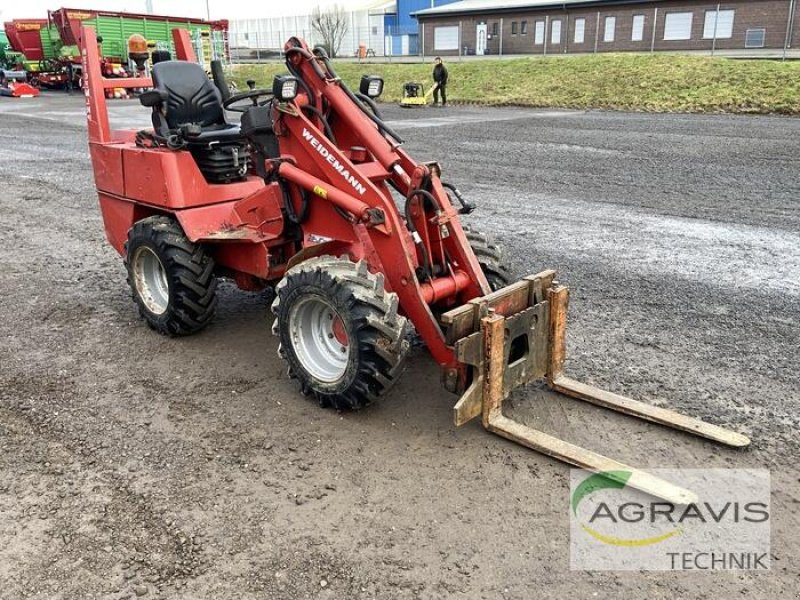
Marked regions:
[272,75,299,101]
[359,75,384,98]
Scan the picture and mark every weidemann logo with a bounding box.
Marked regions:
[302,128,367,196]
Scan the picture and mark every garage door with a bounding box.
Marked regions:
[434,26,459,50]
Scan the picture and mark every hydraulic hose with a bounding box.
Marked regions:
[285,58,318,112]
[441,181,476,214]
[300,104,337,145]
[280,180,310,224]
[406,188,440,281]
[284,41,328,81]
[355,92,383,120]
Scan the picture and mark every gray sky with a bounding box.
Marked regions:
[0,1,349,21]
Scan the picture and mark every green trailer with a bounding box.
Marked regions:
[50,8,228,66]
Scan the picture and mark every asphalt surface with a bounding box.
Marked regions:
[0,92,798,599]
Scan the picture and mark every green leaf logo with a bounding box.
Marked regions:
[572,470,681,547]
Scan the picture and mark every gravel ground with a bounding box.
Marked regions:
[0,93,798,599]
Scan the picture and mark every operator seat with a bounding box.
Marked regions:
[140,60,249,183]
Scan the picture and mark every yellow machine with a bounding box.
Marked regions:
[400,80,435,107]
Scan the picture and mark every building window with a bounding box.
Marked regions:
[433,26,459,50]
[632,15,645,41]
[703,9,735,39]
[492,22,498,36]
[521,20,528,35]
[745,28,766,48]
[574,18,586,43]
[551,20,562,44]
[535,21,545,45]
[512,21,518,35]
[604,16,616,42]
[372,26,378,36]
[664,12,693,41]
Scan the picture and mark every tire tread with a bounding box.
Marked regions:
[124,215,217,336]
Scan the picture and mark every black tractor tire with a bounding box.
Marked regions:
[271,256,410,410]
[463,225,513,291]
[124,215,217,336]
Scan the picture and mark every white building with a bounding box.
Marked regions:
[230,1,395,58]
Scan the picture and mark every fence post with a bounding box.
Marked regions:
[711,3,720,56]
[256,30,261,62]
[650,8,658,52]
[500,17,504,56]
[459,21,463,60]
[421,23,425,60]
[783,0,796,61]
[544,15,549,55]
[594,12,600,53]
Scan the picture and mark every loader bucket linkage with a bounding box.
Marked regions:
[444,270,750,505]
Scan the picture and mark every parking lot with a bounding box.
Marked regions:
[1,92,798,599]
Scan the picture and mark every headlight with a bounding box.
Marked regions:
[272,75,299,101]
[359,75,384,98]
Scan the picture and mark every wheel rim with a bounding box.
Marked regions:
[289,296,350,383]
[132,246,169,315]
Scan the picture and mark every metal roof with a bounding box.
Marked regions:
[412,0,652,18]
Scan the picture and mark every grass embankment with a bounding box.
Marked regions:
[231,54,800,114]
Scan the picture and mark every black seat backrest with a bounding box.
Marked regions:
[151,61,225,131]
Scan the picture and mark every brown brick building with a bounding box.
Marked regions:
[413,0,800,55]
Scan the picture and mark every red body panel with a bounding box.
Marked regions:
[83,26,281,284]
[4,20,47,60]
[120,149,263,208]
[89,145,124,195]
[1,82,40,97]
[97,193,150,253]
[173,185,284,243]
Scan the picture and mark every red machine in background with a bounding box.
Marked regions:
[0,70,40,97]
[4,8,229,94]
[81,25,749,505]
[3,18,77,89]
[3,19,48,60]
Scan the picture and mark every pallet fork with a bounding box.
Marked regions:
[444,270,749,504]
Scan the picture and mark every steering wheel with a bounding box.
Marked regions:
[223,88,274,113]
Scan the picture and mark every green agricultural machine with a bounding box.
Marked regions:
[3,8,229,90]
[50,7,228,69]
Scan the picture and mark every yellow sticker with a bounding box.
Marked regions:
[313,185,328,199]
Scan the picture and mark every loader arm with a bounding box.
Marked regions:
[272,39,490,372]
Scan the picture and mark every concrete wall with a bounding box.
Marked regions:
[418,0,798,55]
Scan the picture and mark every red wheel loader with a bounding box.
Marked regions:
[81,26,749,504]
